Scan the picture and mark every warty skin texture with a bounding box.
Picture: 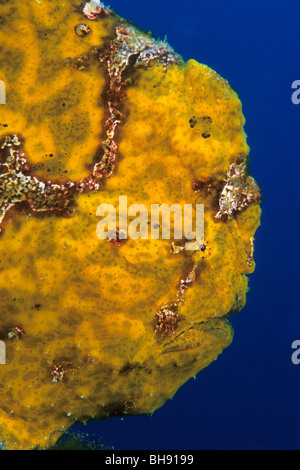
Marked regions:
[0,0,261,449]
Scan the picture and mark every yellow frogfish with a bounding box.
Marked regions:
[0,0,261,449]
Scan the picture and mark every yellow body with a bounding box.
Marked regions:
[0,0,261,449]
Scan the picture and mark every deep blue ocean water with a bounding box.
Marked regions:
[70,0,300,450]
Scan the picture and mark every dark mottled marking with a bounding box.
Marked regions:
[75,24,92,37]
[0,46,25,80]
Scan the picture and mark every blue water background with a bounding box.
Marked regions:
[72,0,300,450]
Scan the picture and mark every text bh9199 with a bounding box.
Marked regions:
[104,454,194,466]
